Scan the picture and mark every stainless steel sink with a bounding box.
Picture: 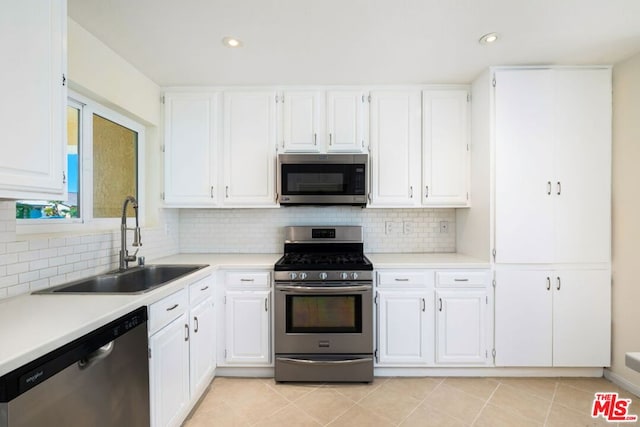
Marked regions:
[35,264,208,294]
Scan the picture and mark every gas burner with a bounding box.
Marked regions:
[274,226,373,281]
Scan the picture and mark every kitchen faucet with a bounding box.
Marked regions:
[119,195,141,271]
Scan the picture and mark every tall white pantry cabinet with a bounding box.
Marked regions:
[484,67,612,367]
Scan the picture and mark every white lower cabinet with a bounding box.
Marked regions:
[220,270,272,366]
[149,290,190,427]
[376,290,432,365]
[224,290,271,364]
[435,290,489,365]
[375,270,434,366]
[434,270,491,365]
[494,268,610,367]
[149,275,216,427]
[189,282,216,397]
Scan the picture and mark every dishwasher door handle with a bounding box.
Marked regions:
[78,341,115,370]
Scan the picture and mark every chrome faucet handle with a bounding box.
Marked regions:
[137,256,145,266]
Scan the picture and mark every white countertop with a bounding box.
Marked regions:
[367,253,489,269]
[0,252,487,377]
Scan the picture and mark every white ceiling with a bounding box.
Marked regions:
[68,0,640,87]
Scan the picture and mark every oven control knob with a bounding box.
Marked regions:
[340,272,349,280]
[319,272,328,280]
[351,272,359,280]
[299,272,308,280]
[289,272,297,280]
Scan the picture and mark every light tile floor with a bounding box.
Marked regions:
[184,376,639,426]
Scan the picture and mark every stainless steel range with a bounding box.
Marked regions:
[274,226,374,382]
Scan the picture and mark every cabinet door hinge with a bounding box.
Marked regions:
[374,292,379,305]
[160,95,165,104]
[486,295,488,304]
[148,347,151,359]
[62,171,66,185]
[224,349,228,358]
[492,75,497,88]
[367,94,372,103]
[492,349,496,360]
[362,140,365,148]
[467,144,470,152]
[467,93,471,102]
[374,349,379,363]
[224,295,227,304]
[62,74,66,87]
[161,144,165,153]
[485,349,488,359]
[161,192,165,201]
[492,278,496,288]
[492,248,496,261]
[275,192,279,202]
[466,192,469,200]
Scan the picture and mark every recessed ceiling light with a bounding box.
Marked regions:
[479,32,499,45]
[222,37,243,48]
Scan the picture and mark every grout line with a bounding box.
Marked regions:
[470,381,501,426]
[542,381,560,426]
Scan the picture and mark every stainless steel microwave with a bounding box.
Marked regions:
[277,154,368,206]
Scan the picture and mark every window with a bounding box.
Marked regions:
[17,92,145,229]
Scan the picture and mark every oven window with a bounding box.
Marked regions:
[286,295,362,333]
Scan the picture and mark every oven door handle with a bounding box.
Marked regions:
[276,285,371,293]
[277,357,374,366]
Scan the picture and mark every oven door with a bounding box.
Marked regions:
[277,154,368,206]
[274,283,373,354]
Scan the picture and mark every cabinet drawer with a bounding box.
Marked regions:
[377,271,433,288]
[149,288,188,335]
[225,271,270,287]
[189,276,213,305]
[436,271,488,288]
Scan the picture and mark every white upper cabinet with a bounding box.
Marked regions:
[281,91,322,152]
[0,0,67,199]
[422,90,470,207]
[326,91,367,152]
[163,93,219,207]
[223,91,278,206]
[494,68,611,264]
[369,90,422,207]
[552,69,611,264]
[280,89,367,153]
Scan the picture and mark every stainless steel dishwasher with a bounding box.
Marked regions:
[0,307,150,427]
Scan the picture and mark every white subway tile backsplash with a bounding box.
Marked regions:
[179,207,456,254]
[18,271,39,284]
[0,201,180,298]
[29,240,48,250]
[7,283,29,297]
[29,279,49,292]
[6,263,28,276]
[6,241,28,253]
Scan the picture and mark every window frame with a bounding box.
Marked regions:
[17,91,146,234]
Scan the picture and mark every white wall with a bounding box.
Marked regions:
[609,51,640,388]
[179,207,456,253]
